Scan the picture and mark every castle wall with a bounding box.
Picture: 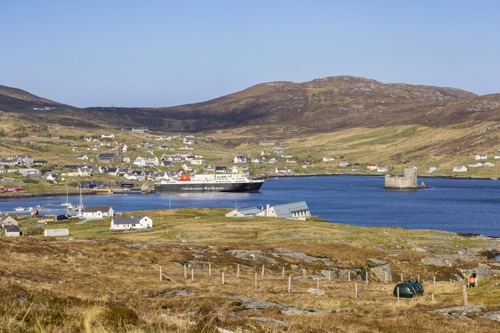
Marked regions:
[384,167,418,189]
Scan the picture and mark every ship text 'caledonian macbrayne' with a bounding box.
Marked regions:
[154,172,264,193]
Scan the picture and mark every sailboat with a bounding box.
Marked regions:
[61,186,74,208]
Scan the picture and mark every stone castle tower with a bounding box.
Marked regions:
[384,166,418,189]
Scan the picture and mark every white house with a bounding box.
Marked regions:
[110,216,153,230]
[484,162,495,167]
[234,156,247,164]
[322,157,335,162]
[468,162,483,168]
[257,201,311,220]
[82,206,114,219]
[0,215,18,228]
[77,154,89,160]
[453,166,468,172]
[339,161,349,167]
[44,228,70,237]
[376,166,388,172]
[428,167,438,173]
[225,207,263,218]
[475,154,487,160]
[5,225,21,237]
[134,156,159,167]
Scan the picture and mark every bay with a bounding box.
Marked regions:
[1,175,499,237]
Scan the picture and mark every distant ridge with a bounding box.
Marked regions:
[1,76,499,137]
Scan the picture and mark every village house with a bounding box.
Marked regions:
[234,156,247,164]
[77,154,89,160]
[18,168,41,177]
[183,136,197,145]
[339,161,350,167]
[82,206,114,219]
[133,156,159,167]
[33,160,50,167]
[323,157,335,162]
[97,152,118,164]
[275,167,290,174]
[475,154,487,160]
[215,166,227,173]
[0,214,18,228]
[366,163,377,170]
[453,166,468,172]
[468,162,483,168]
[44,228,70,237]
[256,201,311,220]
[110,216,153,230]
[225,206,263,218]
[5,225,21,237]
[376,166,388,172]
[428,167,438,173]
[101,134,115,139]
[261,150,271,156]
[0,155,34,167]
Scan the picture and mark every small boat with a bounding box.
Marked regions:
[14,207,26,211]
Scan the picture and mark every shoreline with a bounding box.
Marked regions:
[1,173,498,199]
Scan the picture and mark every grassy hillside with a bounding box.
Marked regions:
[1,208,499,332]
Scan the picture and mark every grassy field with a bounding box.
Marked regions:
[2,208,498,332]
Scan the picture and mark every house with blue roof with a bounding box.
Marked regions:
[257,201,311,220]
[225,206,263,218]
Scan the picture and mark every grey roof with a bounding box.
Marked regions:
[5,225,20,232]
[273,201,309,219]
[84,206,112,213]
[235,207,262,216]
[112,216,144,225]
[98,152,116,159]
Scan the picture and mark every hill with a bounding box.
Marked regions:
[2,76,497,135]
[1,76,499,176]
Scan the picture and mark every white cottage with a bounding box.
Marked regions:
[82,206,114,219]
[110,216,153,230]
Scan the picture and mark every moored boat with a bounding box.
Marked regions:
[154,172,264,193]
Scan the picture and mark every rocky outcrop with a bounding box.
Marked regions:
[367,258,393,282]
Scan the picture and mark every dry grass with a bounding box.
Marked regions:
[1,210,499,332]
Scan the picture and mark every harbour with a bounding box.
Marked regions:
[1,175,499,237]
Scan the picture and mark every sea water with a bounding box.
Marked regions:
[1,176,499,237]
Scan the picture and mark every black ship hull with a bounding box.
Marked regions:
[154,180,264,193]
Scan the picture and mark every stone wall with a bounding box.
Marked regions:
[384,167,418,189]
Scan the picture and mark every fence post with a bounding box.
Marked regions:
[433,276,436,284]
[191,269,194,282]
[159,266,162,281]
[397,287,400,301]
[209,263,212,278]
[355,283,358,299]
[328,270,331,281]
[282,266,285,279]
[348,271,351,281]
[400,273,404,283]
[463,284,468,305]
[236,264,240,279]
[222,272,225,285]
[288,275,292,293]
[302,269,306,279]
[261,265,265,279]
[317,278,320,289]
[183,265,187,280]
[365,273,369,284]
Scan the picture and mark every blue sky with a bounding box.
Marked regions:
[1,1,499,108]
